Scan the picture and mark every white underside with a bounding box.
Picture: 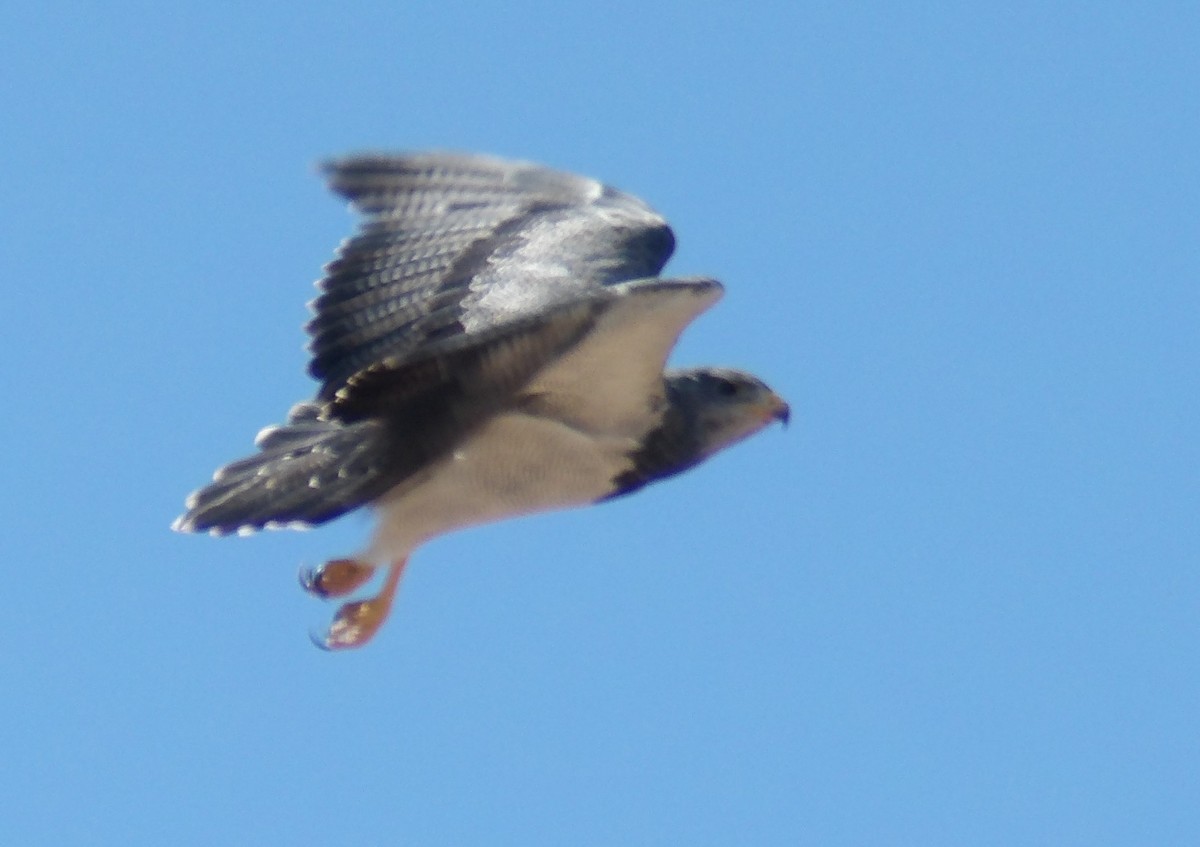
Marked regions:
[357,278,720,566]
[360,411,637,564]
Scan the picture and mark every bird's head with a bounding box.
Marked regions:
[665,366,789,460]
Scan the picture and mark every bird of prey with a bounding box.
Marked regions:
[174,152,788,650]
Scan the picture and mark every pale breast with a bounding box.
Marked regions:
[360,411,637,564]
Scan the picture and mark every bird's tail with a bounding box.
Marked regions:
[172,403,392,535]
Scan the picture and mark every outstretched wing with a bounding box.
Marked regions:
[308,152,676,402]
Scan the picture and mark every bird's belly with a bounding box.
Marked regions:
[361,410,636,563]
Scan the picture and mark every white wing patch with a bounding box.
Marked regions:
[520,278,722,438]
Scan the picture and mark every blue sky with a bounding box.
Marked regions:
[4,2,1197,844]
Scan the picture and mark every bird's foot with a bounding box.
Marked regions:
[314,559,407,651]
[300,558,376,598]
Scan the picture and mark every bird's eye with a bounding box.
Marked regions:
[715,378,739,397]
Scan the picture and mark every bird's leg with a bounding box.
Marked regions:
[299,558,376,598]
[317,558,408,650]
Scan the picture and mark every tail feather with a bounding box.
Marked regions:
[173,403,392,535]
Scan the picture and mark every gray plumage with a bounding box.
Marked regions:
[606,367,785,500]
[308,153,674,400]
[174,151,787,581]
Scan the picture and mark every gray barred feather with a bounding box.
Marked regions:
[309,153,675,400]
[174,414,391,534]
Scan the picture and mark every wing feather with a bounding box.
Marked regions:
[308,152,675,399]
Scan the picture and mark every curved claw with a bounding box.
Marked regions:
[309,628,335,652]
[299,566,321,595]
[299,558,376,599]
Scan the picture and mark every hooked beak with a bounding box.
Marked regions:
[763,392,791,428]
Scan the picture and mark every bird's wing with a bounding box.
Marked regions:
[308,152,676,403]
[517,278,723,439]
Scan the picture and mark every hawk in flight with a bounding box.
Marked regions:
[174,152,788,649]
